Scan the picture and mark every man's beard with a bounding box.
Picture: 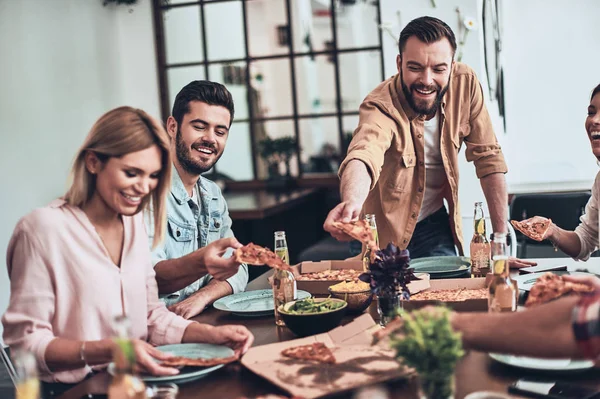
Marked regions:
[400,69,449,116]
[175,129,221,175]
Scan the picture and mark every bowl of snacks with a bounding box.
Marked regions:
[328,280,374,313]
[278,297,347,337]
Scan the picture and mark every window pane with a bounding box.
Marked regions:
[335,1,380,50]
[339,50,382,112]
[163,6,204,65]
[249,58,293,118]
[208,63,249,121]
[167,66,206,108]
[247,0,289,58]
[254,119,298,179]
[342,114,359,153]
[217,122,254,181]
[204,2,245,61]
[291,0,332,53]
[294,55,336,115]
[299,117,340,175]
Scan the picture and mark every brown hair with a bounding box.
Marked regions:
[398,16,457,56]
[64,106,171,247]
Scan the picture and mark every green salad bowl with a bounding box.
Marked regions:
[278,298,347,337]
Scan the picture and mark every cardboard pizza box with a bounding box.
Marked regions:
[292,259,431,295]
[241,314,413,399]
[401,277,488,312]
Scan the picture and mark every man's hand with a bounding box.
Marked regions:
[204,325,254,356]
[508,257,537,269]
[195,237,243,281]
[168,291,209,319]
[323,201,363,241]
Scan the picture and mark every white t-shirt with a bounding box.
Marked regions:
[418,113,447,222]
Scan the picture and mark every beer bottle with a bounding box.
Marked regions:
[108,315,146,399]
[273,231,296,326]
[470,202,491,277]
[488,232,518,313]
[13,350,40,399]
[362,214,379,271]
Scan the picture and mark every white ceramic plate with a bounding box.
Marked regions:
[108,343,234,384]
[489,353,594,372]
[213,289,311,316]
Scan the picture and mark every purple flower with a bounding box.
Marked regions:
[358,243,418,298]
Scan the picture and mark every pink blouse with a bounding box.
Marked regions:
[2,199,193,383]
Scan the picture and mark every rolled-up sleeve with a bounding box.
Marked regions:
[145,262,193,345]
[338,101,395,190]
[574,174,600,260]
[220,200,248,294]
[463,75,508,178]
[2,224,57,376]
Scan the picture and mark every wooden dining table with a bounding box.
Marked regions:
[59,259,600,399]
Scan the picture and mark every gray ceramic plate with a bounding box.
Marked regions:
[489,353,594,372]
[108,343,234,384]
[213,289,311,316]
[410,256,471,279]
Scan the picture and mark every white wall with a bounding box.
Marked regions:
[0,0,160,340]
[502,0,600,188]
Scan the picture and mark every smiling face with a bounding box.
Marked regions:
[87,145,162,216]
[586,92,600,160]
[169,101,230,176]
[397,36,453,116]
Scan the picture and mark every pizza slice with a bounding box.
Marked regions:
[281,342,336,364]
[235,243,292,271]
[160,354,238,368]
[510,218,552,241]
[332,220,379,252]
[525,273,594,307]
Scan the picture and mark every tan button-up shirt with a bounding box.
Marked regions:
[338,62,508,255]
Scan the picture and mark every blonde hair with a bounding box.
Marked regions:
[64,106,171,248]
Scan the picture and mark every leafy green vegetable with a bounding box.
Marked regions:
[389,307,464,398]
[285,298,345,314]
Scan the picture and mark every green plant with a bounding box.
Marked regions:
[389,307,464,398]
[258,136,297,177]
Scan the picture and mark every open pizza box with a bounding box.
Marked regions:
[402,277,488,312]
[292,259,432,295]
[241,313,413,399]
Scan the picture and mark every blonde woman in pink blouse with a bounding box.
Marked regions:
[1,107,253,394]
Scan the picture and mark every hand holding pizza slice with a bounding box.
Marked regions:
[234,242,292,272]
[510,216,552,242]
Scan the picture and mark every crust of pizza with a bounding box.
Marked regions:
[235,243,292,271]
[160,354,238,368]
[510,219,551,242]
[525,273,594,307]
[281,342,336,364]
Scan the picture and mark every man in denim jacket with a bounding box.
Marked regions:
[148,81,248,318]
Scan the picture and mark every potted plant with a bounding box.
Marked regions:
[358,243,416,326]
[386,307,464,399]
[258,136,297,190]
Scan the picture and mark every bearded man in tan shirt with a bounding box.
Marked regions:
[324,16,531,267]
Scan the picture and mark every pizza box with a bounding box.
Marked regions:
[241,313,413,399]
[292,259,432,295]
[401,277,488,312]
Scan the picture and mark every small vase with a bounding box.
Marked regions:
[417,375,455,399]
[376,292,400,326]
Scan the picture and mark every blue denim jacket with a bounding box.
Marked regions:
[148,168,248,306]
